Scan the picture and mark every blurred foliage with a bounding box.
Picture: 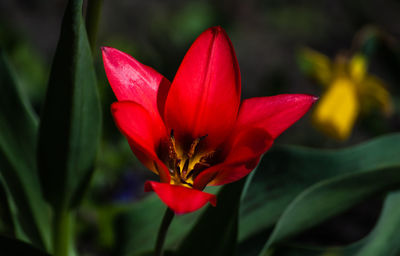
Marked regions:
[0,22,47,113]
[0,50,50,250]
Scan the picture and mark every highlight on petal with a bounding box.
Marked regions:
[102,47,171,118]
[235,94,318,139]
[111,101,170,183]
[144,181,217,214]
[313,78,359,141]
[164,26,241,148]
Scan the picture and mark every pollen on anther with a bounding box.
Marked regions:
[168,129,179,162]
[187,134,207,158]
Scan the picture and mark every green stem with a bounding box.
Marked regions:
[85,0,103,53]
[53,209,73,256]
[155,208,175,256]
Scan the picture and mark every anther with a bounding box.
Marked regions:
[187,134,208,159]
[169,130,177,153]
[168,129,179,170]
[178,176,193,187]
[175,159,181,175]
[181,159,189,177]
[200,151,215,163]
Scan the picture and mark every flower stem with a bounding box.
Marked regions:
[155,208,175,256]
[53,209,73,256]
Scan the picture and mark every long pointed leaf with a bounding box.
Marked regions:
[353,191,400,256]
[0,50,50,250]
[37,0,101,209]
[266,190,400,256]
[260,166,400,254]
[240,133,400,243]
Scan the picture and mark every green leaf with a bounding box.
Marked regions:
[0,236,51,256]
[260,166,400,254]
[353,190,400,256]
[266,190,400,256]
[0,50,50,250]
[37,0,101,210]
[176,179,245,256]
[239,133,400,244]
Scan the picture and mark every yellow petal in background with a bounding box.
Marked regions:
[359,75,394,116]
[349,53,367,83]
[298,48,332,86]
[313,78,360,140]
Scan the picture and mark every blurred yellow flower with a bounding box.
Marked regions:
[299,48,393,140]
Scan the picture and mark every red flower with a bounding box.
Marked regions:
[102,27,317,214]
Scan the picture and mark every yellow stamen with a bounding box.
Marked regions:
[166,132,214,187]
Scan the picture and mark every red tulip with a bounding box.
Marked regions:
[102,26,317,214]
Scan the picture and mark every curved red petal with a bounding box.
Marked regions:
[193,95,316,188]
[193,94,316,188]
[111,101,170,183]
[164,26,241,148]
[203,158,259,187]
[193,127,273,189]
[144,181,217,214]
[235,94,318,139]
[102,47,171,119]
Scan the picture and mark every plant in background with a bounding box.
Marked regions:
[298,48,393,140]
[102,26,316,254]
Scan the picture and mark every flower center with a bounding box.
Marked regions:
[166,130,215,187]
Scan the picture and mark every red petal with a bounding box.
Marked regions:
[164,26,241,148]
[235,94,318,139]
[102,47,171,119]
[193,127,273,189]
[111,101,170,183]
[193,94,316,188]
[144,181,217,214]
[196,158,260,189]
